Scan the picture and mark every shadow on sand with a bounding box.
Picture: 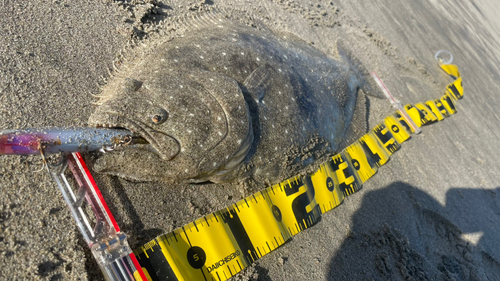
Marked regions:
[326,182,500,281]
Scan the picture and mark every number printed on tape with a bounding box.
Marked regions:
[134,62,464,281]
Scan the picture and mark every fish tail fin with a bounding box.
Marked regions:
[339,90,369,149]
[336,41,385,99]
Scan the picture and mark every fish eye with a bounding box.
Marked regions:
[150,109,168,125]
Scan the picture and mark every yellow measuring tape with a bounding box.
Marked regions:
[132,62,463,281]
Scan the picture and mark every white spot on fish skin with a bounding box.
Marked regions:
[196,44,200,48]
[224,66,228,70]
[200,144,203,148]
[218,131,222,136]
[285,130,289,134]
[303,127,306,131]
[275,147,278,150]
[264,116,268,120]
[256,57,260,61]
[175,46,179,49]
[278,69,282,72]
[185,169,189,173]
[285,106,289,110]
[174,59,178,62]
[278,91,282,95]
[226,155,229,159]
[292,97,295,101]
[222,52,227,56]
[217,116,222,121]
[200,56,204,59]
[210,78,214,81]
[155,70,159,73]
[180,85,183,88]
[238,106,241,110]
[189,113,194,117]
[170,96,173,99]
[237,139,242,144]
[187,130,192,133]
[241,52,244,55]
[272,124,275,128]
[161,59,165,62]
[213,162,217,167]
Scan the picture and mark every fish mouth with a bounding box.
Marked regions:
[89,115,180,160]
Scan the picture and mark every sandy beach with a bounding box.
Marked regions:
[1,0,500,280]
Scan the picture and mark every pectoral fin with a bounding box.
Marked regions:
[242,63,274,103]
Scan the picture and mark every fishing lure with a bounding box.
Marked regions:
[0,127,134,156]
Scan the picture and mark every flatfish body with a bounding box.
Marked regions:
[88,15,377,184]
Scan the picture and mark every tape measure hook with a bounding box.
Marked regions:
[434,50,453,65]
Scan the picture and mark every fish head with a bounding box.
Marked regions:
[88,69,253,183]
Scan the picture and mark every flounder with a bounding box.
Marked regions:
[88,15,381,184]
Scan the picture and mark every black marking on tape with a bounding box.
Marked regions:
[394,111,413,132]
[194,221,199,232]
[329,154,361,197]
[448,83,461,99]
[216,271,221,281]
[234,203,240,212]
[172,231,178,242]
[373,124,400,153]
[187,246,206,269]
[435,99,450,117]
[200,269,208,281]
[274,237,279,247]
[406,104,429,126]
[244,198,249,208]
[272,205,282,222]
[443,94,456,112]
[237,260,242,271]
[253,194,258,203]
[284,177,321,230]
[137,241,178,281]
[359,138,383,167]
[227,265,233,276]
[182,227,191,247]
[204,217,210,227]
[221,208,256,265]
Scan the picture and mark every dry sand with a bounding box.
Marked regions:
[1,0,500,280]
